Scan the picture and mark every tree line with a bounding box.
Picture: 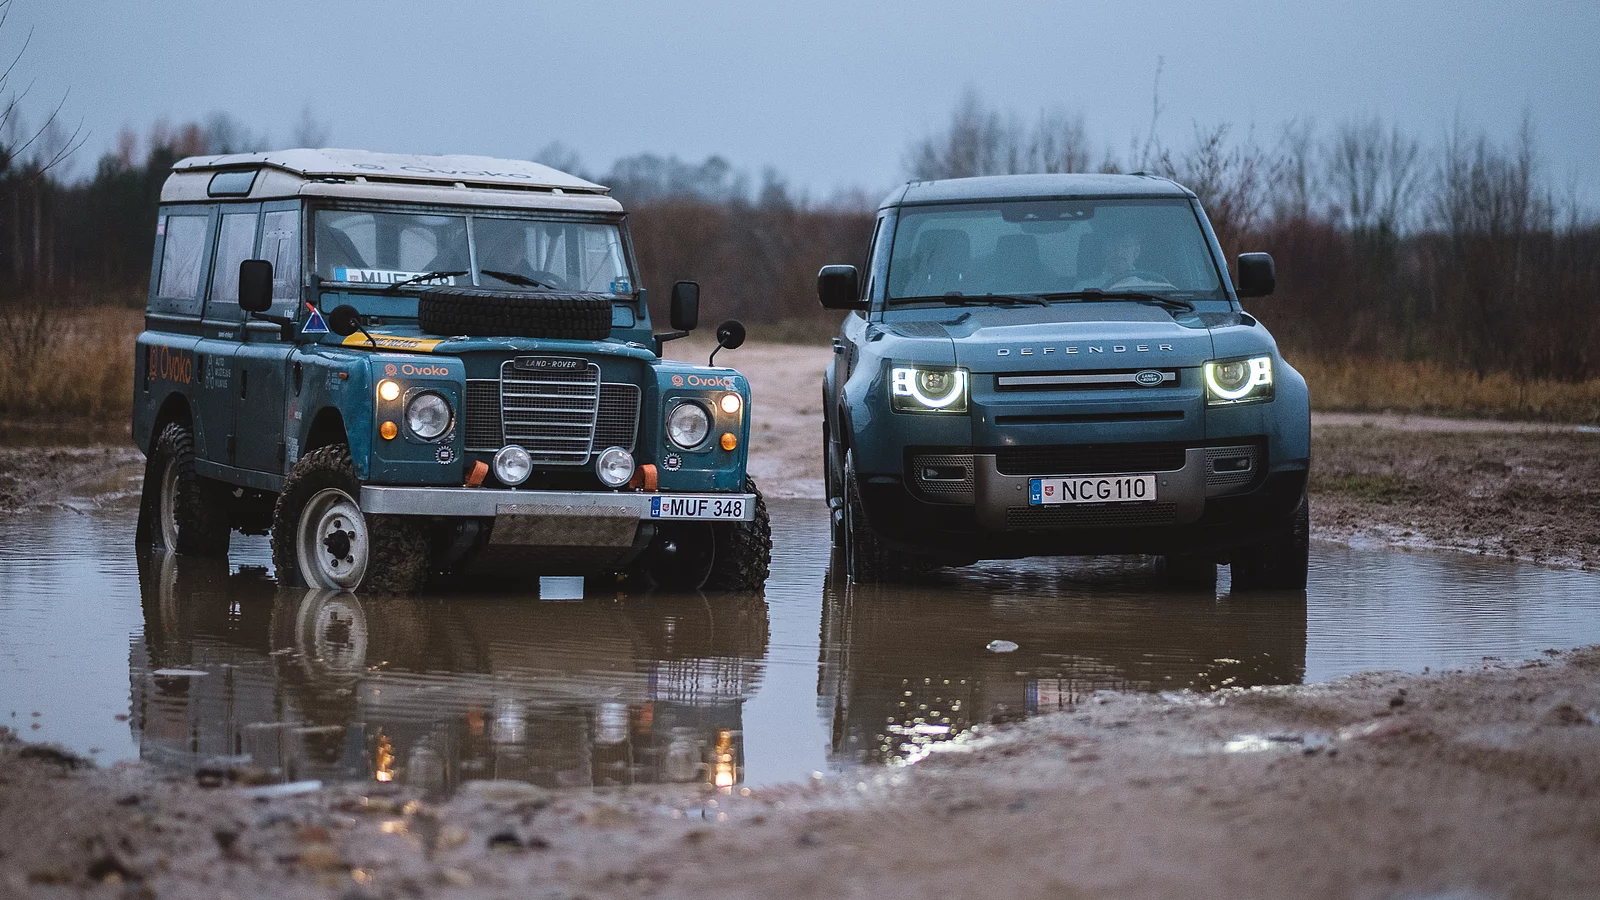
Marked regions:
[1,91,1595,382]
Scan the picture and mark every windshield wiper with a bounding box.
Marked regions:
[1037,290,1196,313]
[479,269,552,289]
[891,292,1047,307]
[380,270,466,293]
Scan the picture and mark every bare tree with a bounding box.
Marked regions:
[289,103,331,148]
[1327,116,1422,238]
[906,88,1092,180]
[0,0,84,189]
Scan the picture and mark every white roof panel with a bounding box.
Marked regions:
[172,148,608,194]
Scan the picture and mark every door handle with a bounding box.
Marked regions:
[832,338,844,354]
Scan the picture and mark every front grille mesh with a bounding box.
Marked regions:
[594,384,641,452]
[1006,503,1177,529]
[995,443,1187,475]
[1205,445,1259,488]
[910,453,976,504]
[464,380,502,451]
[463,362,639,464]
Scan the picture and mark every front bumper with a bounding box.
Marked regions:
[859,448,1307,561]
[361,486,757,521]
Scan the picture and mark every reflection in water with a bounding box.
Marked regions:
[132,550,768,794]
[4,500,1600,788]
[816,563,1307,765]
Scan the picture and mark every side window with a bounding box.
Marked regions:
[154,214,212,315]
[260,209,301,307]
[207,210,259,319]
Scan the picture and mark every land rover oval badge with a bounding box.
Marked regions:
[1134,370,1164,387]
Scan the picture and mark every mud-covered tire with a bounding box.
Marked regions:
[418,288,612,340]
[843,457,930,584]
[1231,489,1310,591]
[705,477,773,591]
[270,444,430,593]
[138,422,231,557]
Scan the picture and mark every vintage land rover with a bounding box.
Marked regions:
[133,149,770,593]
[819,174,1310,588]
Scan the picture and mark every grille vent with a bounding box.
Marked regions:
[995,443,1187,476]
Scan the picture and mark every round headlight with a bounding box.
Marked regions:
[1211,361,1251,392]
[595,446,635,487]
[405,391,452,440]
[666,402,711,449]
[493,445,532,486]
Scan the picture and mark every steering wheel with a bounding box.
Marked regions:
[1106,270,1177,290]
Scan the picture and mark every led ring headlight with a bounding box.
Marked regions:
[666,402,711,449]
[1204,356,1274,405]
[405,391,452,440]
[595,446,635,487]
[891,366,969,412]
[493,445,533,486]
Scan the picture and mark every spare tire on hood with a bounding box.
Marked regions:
[418,288,612,340]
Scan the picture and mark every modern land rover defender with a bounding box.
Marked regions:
[819,174,1310,588]
[134,149,770,593]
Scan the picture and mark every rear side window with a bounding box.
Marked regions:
[154,214,211,313]
[260,209,301,305]
[208,211,259,313]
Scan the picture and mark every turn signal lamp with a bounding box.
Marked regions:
[720,432,738,451]
[379,421,399,440]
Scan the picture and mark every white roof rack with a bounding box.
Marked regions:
[173,148,608,194]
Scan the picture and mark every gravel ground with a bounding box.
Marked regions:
[4,648,1598,899]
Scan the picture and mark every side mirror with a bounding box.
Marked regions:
[1236,252,1276,299]
[239,259,273,312]
[670,281,700,332]
[715,319,746,351]
[327,305,363,338]
[709,319,746,366]
[817,264,864,310]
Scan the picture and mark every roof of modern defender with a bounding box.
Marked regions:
[882,173,1197,209]
[162,148,622,214]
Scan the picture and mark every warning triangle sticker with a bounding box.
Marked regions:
[301,304,329,335]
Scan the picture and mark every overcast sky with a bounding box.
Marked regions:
[8,0,1598,207]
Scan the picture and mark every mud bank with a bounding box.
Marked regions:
[5,647,1598,899]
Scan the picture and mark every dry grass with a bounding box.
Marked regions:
[1293,355,1600,424]
[0,305,139,424]
[1,308,1596,427]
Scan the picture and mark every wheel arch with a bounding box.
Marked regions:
[304,408,349,454]
[141,391,194,454]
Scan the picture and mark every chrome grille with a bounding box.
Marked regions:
[910,453,975,504]
[464,380,503,451]
[594,384,641,452]
[499,359,600,465]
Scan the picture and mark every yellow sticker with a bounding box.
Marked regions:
[340,333,445,353]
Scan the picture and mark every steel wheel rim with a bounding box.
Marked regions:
[157,457,181,550]
[295,590,368,680]
[296,488,368,590]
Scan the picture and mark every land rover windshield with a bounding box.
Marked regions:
[314,209,632,294]
[886,198,1225,305]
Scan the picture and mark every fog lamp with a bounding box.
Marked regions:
[493,445,533,486]
[595,446,635,487]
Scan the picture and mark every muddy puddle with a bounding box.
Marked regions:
[3,498,1600,794]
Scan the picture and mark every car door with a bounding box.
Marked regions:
[197,203,258,468]
[231,203,302,474]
